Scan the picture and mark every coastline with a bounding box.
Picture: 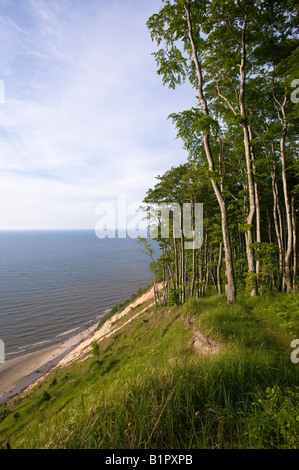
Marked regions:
[0,322,98,404]
[0,285,157,405]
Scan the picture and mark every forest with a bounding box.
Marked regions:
[141,0,298,306]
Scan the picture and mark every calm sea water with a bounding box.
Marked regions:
[0,231,156,359]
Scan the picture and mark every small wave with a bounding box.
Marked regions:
[6,339,52,358]
[33,340,51,347]
[56,327,81,338]
[96,310,110,319]
[18,340,51,351]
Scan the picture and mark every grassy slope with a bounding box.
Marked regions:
[0,291,298,449]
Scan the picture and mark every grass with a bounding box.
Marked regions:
[96,285,150,330]
[0,290,298,449]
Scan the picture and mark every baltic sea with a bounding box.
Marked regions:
[0,231,155,359]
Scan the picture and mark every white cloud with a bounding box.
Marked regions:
[0,0,195,229]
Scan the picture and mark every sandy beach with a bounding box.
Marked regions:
[0,285,158,405]
[0,322,98,404]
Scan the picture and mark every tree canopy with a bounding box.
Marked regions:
[143,0,298,304]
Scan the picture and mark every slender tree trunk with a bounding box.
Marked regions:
[190,242,196,297]
[239,19,257,296]
[272,84,293,292]
[248,126,261,276]
[255,183,261,269]
[162,260,166,306]
[266,207,272,243]
[266,206,277,290]
[217,241,223,295]
[185,0,236,303]
[174,238,179,291]
[210,262,217,291]
[180,230,185,303]
[218,201,236,304]
[280,125,293,292]
[292,196,297,290]
[199,250,203,297]
[204,230,209,294]
[190,199,196,297]
[153,277,158,307]
[272,171,283,290]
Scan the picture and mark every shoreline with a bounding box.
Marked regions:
[0,322,98,404]
[0,285,158,405]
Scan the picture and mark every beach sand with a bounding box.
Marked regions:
[0,322,98,404]
[0,285,159,404]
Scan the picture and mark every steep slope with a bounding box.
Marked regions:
[0,291,298,449]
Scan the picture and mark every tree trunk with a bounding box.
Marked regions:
[272,85,293,292]
[184,0,236,303]
[190,199,196,297]
[248,126,261,277]
[204,229,209,294]
[239,20,257,297]
[266,206,272,243]
[199,250,203,297]
[174,238,179,291]
[280,123,293,292]
[180,230,185,303]
[266,206,277,290]
[292,196,297,291]
[217,242,223,295]
[272,170,283,290]
[153,278,158,307]
[190,242,196,297]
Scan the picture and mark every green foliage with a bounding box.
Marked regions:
[0,404,11,424]
[0,292,298,449]
[251,242,281,292]
[168,286,180,305]
[244,272,258,296]
[91,340,100,359]
[248,386,299,449]
[41,391,51,403]
[49,378,58,388]
[146,0,298,304]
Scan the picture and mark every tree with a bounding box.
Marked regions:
[147,0,298,300]
[147,0,238,303]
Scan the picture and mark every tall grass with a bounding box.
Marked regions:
[0,291,298,449]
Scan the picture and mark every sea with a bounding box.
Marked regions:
[0,230,158,360]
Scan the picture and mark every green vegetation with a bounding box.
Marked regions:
[0,291,298,449]
[145,0,298,305]
[96,286,150,330]
[0,0,297,451]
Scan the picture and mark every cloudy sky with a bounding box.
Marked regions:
[0,0,194,230]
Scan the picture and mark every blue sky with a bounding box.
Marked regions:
[0,0,195,230]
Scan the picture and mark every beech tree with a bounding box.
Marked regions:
[143,162,220,304]
[147,0,298,302]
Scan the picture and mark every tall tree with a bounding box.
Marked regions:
[147,0,237,303]
[147,0,298,300]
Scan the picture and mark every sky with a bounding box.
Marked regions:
[0,0,195,230]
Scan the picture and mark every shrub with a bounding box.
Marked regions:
[0,404,10,423]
